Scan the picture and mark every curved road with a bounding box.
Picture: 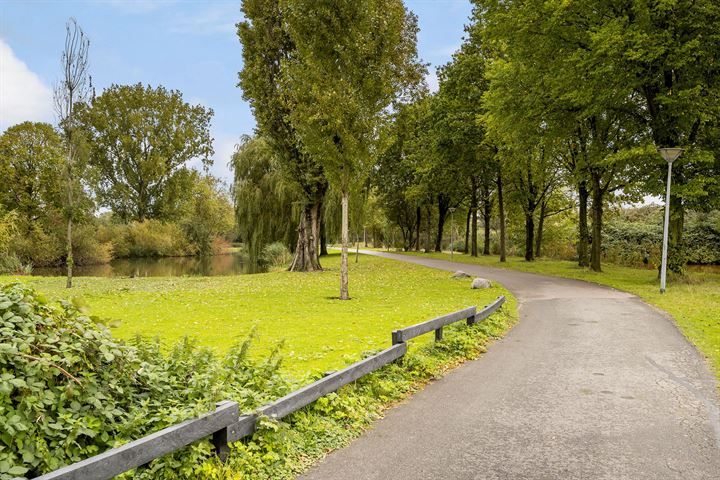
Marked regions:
[301,251,720,480]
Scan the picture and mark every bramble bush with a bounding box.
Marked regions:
[0,283,289,479]
[1,282,515,479]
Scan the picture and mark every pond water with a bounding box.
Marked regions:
[33,253,262,277]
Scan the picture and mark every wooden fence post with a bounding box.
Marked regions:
[212,401,239,462]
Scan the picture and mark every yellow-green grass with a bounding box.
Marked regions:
[0,253,512,378]
[393,250,720,378]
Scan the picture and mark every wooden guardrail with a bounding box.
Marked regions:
[32,295,505,480]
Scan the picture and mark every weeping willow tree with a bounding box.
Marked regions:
[231,135,297,268]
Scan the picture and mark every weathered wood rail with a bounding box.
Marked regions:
[32,295,505,480]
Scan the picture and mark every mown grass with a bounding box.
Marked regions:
[393,250,720,377]
[0,253,511,378]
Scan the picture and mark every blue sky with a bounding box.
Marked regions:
[0,0,474,182]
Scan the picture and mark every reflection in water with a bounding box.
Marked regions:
[34,253,262,277]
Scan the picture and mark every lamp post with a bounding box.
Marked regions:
[449,207,456,259]
[657,147,684,294]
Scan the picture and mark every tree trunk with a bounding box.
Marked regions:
[590,173,603,272]
[577,180,589,267]
[320,211,328,256]
[425,206,432,253]
[535,200,546,258]
[435,196,449,252]
[415,207,421,252]
[464,207,471,254]
[482,187,491,256]
[524,212,535,262]
[496,171,506,262]
[65,150,74,289]
[289,203,322,272]
[668,180,685,274]
[340,191,349,300]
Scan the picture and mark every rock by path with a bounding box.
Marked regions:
[300,251,720,480]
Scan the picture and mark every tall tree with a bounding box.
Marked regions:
[53,17,90,288]
[238,0,328,272]
[0,122,65,229]
[78,83,214,222]
[282,0,423,299]
[231,135,297,266]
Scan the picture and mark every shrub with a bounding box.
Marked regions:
[71,224,114,266]
[261,242,292,270]
[112,220,192,258]
[0,283,289,479]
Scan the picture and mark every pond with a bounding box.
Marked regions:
[33,253,262,277]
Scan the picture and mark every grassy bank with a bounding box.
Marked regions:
[392,250,720,377]
[2,253,518,479]
[0,253,510,378]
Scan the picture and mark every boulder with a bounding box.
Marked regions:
[452,271,471,279]
[471,277,492,289]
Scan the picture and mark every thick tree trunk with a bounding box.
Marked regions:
[590,173,603,272]
[464,207,471,255]
[496,171,506,262]
[340,191,349,300]
[577,180,589,267]
[535,200,546,258]
[415,207,421,252]
[289,203,322,272]
[435,196,449,252]
[524,213,535,262]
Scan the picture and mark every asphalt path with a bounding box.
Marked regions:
[300,251,720,480]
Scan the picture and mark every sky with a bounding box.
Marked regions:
[0,0,475,183]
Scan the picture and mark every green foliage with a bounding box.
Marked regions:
[260,242,292,270]
[78,83,214,222]
[105,220,192,258]
[179,175,234,256]
[231,135,297,265]
[0,283,289,479]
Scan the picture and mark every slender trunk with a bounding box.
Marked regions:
[425,206,432,253]
[482,186,491,256]
[340,191,349,300]
[524,213,535,262]
[535,200,546,258]
[496,171,506,262]
[65,149,74,288]
[464,207,471,254]
[289,203,322,272]
[578,180,589,267]
[668,172,685,274]
[415,207,421,252]
[590,173,603,272]
[471,208,478,257]
[320,212,328,256]
[435,196,449,252]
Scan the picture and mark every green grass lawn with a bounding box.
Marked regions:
[392,250,720,377]
[0,253,511,378]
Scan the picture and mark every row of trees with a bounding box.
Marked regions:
[234,0,719,294]
[0,20,233,283]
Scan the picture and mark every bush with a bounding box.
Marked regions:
[71,224,114,266]
[0,283,289,479]
[110,220,192,258]
[261,242,292,270]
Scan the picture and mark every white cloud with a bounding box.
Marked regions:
[0,39,54,131]
[96,0,177,14]
[167,5,242,36]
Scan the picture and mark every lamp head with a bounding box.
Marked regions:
[657,147,684,164]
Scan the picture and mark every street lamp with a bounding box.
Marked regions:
[658,147,684,294]
[448,207,456,259]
